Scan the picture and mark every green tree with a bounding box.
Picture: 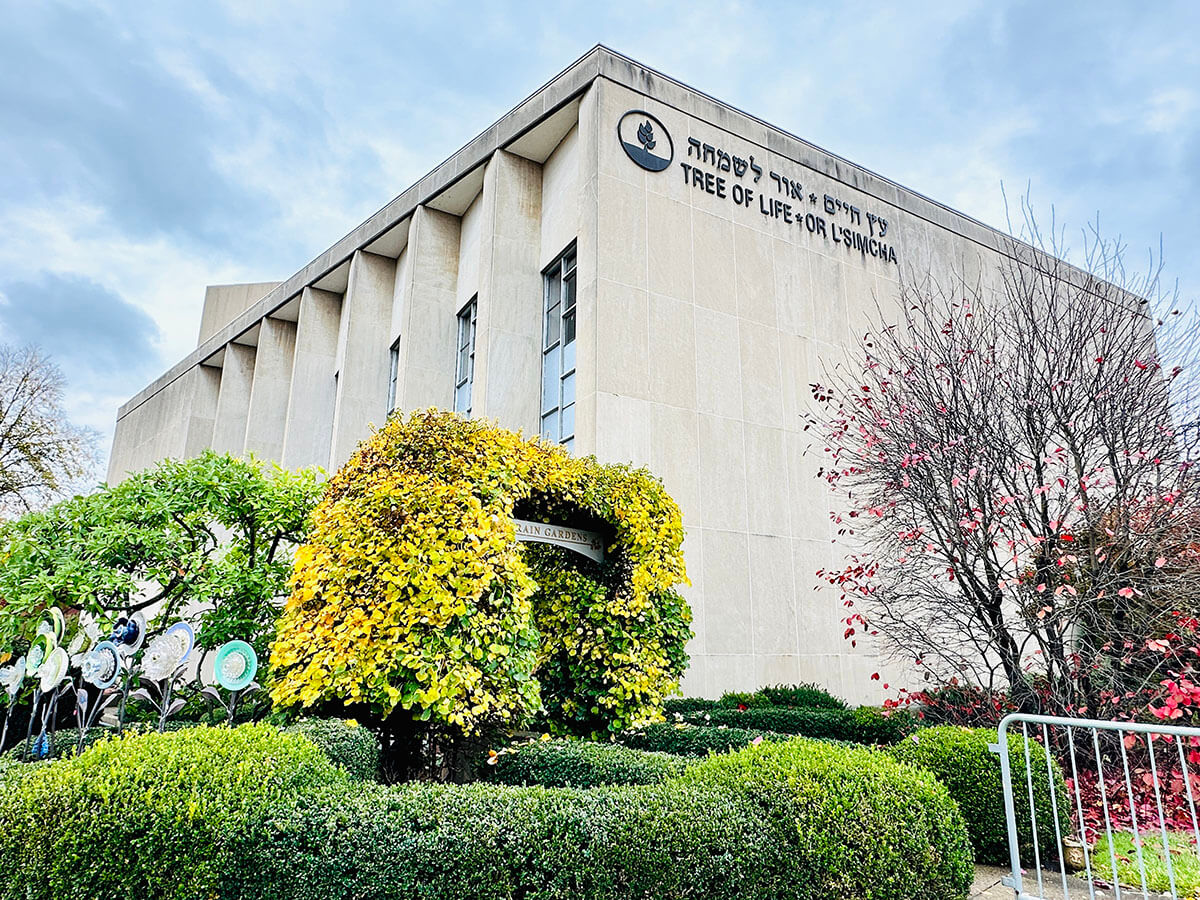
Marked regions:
[0,451,323,662]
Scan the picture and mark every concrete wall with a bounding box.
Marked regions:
[582,77,1014,702]
[199,282,281,345]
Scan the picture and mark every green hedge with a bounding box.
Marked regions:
[0,722,972,900]
[618,722,789,756]
[3,719,379,781]
[223,738,970,900]
[683,739,973,899]
[715,683,846,710]
[889,725,1069,865]
[662,696,719,715]
[0,724,346,899]
[284,718,379,781]
[489,739,689,787]
[684,706,911,744]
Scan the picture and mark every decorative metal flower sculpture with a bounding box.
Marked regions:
[76,640,122,755]
[0,655,25,751]
[21,612,71,761]
[130,622,194,731]
[202,640,260,724]
[109,611,146,733]
[21,619,60,761]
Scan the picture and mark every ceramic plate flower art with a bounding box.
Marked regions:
[81,641,121,689]
[214,640,258,692]
[26,633,55,676]
[38,647,69,692]
[0,657,24,697]
[142,623,194,681]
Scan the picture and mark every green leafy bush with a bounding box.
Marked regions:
[224,779,784,900]
[618,722,789,756]
[758,682,848,709]
[489,739,688,787]
[889,725,1068,865]
[683,739,973,900]
[662,696,718,715]
[284,718,379,781]
[684,706,912,744]
[0,723,346,900]
[224,739,971,899]
[713,683,846,710]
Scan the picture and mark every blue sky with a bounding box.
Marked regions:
[0,1,1197,474]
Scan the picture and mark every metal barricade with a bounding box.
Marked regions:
[996,713,1200,900]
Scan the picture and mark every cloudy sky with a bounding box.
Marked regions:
[1,1,1197,477]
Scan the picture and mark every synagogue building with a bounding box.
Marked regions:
[110,46,1029,701]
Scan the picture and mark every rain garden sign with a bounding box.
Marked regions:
[512,518,604,564]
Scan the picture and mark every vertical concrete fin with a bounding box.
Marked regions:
[472,149,544,432]
[210,344,258,455]
[281,287,342,471]
[243,317,298,462]
[397,205,461,412]
[329,250,398,468]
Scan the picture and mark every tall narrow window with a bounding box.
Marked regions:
[387,337,401,414]
[541,244,576,451]
[454,297,477,415]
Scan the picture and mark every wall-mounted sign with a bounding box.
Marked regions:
[617,110,673,172]
[513,518,604,564]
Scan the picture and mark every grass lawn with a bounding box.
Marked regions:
[1090,831,1200,895]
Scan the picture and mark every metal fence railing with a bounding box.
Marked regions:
[995,713,1200,900]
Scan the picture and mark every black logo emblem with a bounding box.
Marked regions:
[618,110,673,172]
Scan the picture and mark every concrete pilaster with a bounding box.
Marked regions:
[396,205,461,411]
[329,250,397,468]
[471,149,544,433]
[210,344,257,455]
[182,365,221,458]
[243,317,297,462]
[280,287,341,471]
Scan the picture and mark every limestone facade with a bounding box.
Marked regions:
[109,46,1035,702]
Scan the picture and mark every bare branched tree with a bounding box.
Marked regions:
[0,345,97,516]
[809,210,1200,715]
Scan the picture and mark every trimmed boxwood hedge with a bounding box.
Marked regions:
[0,724,346,899]
[715,683,847,710]
[618,722,790,756]
[683,706,912,744]
[662,696,719,715]
[682,739,973,900]
[889,725,1069,865]
[489,739,689,787]
[2,719,379,781]
[284,718,379,781]
[223,738,970,900]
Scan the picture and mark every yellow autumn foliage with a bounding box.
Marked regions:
[270,409,691,736]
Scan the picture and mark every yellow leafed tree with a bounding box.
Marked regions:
[270,409,691,737]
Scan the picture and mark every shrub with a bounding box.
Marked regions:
[683,739,973,900]
[0,723,346,900]
[714,683,846,710]
[888,725,1068,865]
[758,682,848,709]
[284,718,380,781]
[224,779,788,900]
[224,741,971,900]
[684,706,912,744]
[662,696,718,715]
[489,739,688,787]
[617,722,789,756]
[271,409,691,738]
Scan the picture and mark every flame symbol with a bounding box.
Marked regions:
[637,120,655,151]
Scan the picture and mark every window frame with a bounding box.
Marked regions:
[454,296,478,415]
[540,243,577,451]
